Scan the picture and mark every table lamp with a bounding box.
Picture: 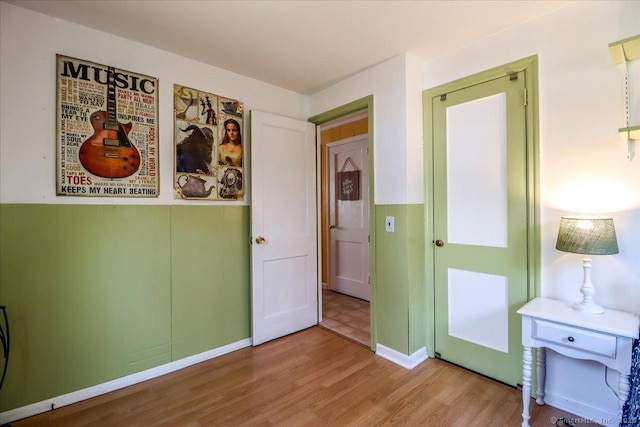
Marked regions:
[555,216,619,314]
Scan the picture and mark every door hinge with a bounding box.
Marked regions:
[524,88,528,106]
[368,235,370,243]
[368,275,370,284]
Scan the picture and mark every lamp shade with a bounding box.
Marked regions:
[555,216,619,255]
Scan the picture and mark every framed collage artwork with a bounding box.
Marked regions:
[174,84,244,201]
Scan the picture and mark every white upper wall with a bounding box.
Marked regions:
[421,1,639,419]
[405,53,425,204]
[422,0,640,313]
[0,2,309,205]
[313,0,640,316]
[310,53,426,205]
[311,2,638,416]
[311,54,412,205]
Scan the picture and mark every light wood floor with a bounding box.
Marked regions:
[319,289,370,347]
[11,327,600,427]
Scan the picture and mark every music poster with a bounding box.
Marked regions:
[56,55,159,197]
[174,84,244,201]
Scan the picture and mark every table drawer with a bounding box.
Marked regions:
[532,319,617,358]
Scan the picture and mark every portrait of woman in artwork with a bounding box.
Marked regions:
[218,118,242,167]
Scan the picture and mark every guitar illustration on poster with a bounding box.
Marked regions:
[79,66,140,179]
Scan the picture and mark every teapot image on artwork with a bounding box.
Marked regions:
[177,174,215,198]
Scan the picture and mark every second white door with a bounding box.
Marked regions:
[328,135,369,301]
[251,110,317,346]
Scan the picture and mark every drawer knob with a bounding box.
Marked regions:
[567,336,575,342]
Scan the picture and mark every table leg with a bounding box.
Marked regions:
[536,347,546,405]
[619,373,630,423]
[521,345,532,427]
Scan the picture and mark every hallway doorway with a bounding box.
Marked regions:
[327,135,369,301]
[314,107,372,349]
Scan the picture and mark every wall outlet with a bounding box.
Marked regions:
[385,216,395,232]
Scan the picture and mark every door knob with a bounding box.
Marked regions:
[329,225,336,229]
[435,239,444,247]
[255,236,266,244]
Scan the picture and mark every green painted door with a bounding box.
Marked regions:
[433,72,528,386]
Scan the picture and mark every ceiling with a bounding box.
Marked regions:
[7,0,572,94]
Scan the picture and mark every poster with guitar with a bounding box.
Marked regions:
[56,55,159,197]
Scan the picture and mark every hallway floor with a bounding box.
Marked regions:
[319,289,370,347]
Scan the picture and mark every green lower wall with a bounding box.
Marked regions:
[0,202,425,413]
[170,206,250,359]
[373,204,425,355]
[0,204,250,412]
[407,204,426,355]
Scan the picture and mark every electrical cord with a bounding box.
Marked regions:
[555,417,576,427]
[0,306,9,390]
[604,365,619,399]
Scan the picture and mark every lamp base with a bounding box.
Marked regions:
[570,258,605,314]
[572,300,605,314]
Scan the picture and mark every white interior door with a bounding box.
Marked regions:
[251,110,317,346]
[328,136,369,301]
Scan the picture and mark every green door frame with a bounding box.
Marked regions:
[309,95,377,350]
[422,56,540,358]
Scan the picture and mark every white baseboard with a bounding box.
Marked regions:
[0,338,252,425]
[544,391,618,427]
[376,344,428,369]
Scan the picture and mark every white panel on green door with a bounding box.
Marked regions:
[446,93,507,248]
[448,268,509,353]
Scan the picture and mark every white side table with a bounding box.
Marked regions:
[517,297,639,427]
